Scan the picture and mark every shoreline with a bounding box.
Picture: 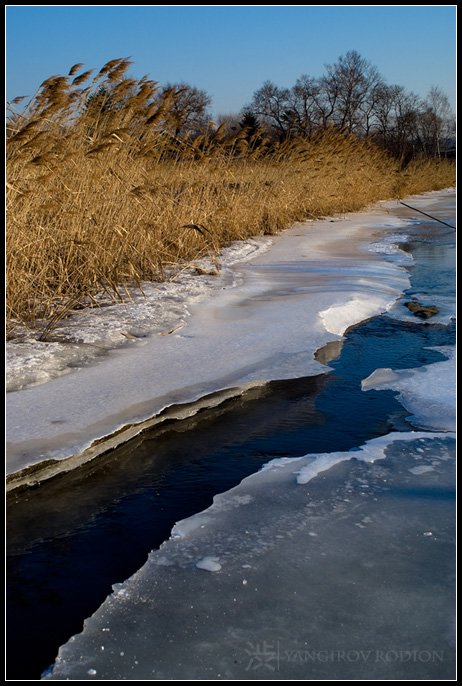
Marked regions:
[6,188,455,491]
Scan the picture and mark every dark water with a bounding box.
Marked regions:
[6,198,455,680]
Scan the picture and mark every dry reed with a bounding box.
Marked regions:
[6,59,455,336]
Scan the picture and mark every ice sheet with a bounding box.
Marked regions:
[366,232,413,264]
[44,431,456,681]
[6,238,271,392]
[362,346,456,431]
[27,189,455,680]
[7,198,420,479]
[390,294,456,326]
[319,294,395,336]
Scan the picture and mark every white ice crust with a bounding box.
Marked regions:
[27,188,456,680]
[362,346,456,431]
[6,199,421,476]
[6,189,454,479]
[43,430,455,681]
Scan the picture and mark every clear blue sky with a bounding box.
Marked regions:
[6,5,456,116]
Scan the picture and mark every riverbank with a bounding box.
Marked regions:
[7,94,455,332]
[7,190,455,680]
[6,188,454,490]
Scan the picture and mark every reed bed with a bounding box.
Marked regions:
[6,59,455,336]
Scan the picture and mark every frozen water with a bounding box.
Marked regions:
[362,346,456,431]
[196,556,222,572]
[387,293,455,326]
[7,199,418,479]
[319,294,396,336]
[6,238,271,393]
[9,189,453,680]
[409,465,434,475]
[44,431,455,680]
[367,233,414,264]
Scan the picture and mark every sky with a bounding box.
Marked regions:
[5,5,456,118]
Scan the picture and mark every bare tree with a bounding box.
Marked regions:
[372,85,421,160]
[312,75,338,129]
[322,50,382,133]
[357,79,387,136]
[370,83,397,144]
[249,81,292,139]
[157,83,211,138]
[247,51,454,160]
[418,86,453,157]
[289,75,322,136]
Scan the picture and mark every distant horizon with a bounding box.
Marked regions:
[6,5,456,117]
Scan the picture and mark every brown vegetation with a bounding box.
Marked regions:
[6,58,455,336]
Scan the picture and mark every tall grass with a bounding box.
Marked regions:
[6,59,455,336]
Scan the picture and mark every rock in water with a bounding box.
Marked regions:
[405,301,439,319]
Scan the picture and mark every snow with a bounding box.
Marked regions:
[362,346,456,431]
[7,198,421,483]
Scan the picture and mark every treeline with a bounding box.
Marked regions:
[237,50,455,162]
[7,51,455,166]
